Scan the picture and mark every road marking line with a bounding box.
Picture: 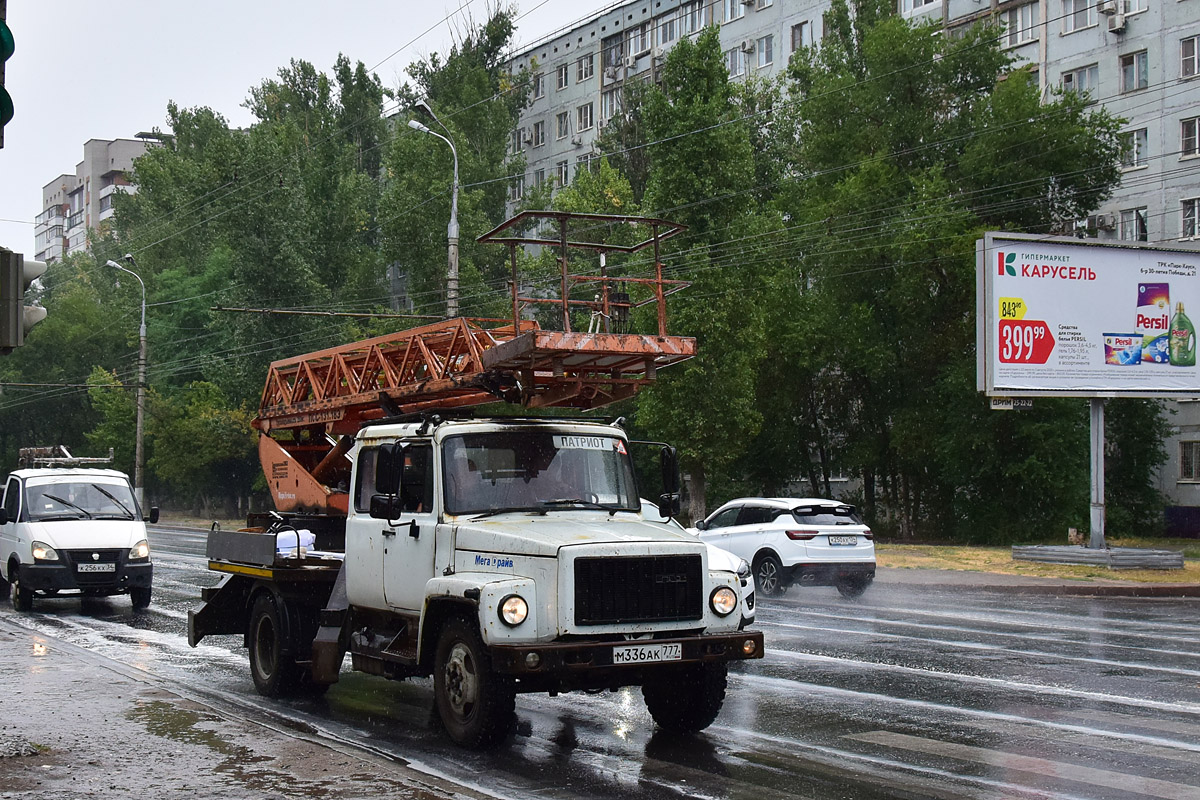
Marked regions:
[846,731,1200,800]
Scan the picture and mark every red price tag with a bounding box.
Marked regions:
[999,320,1055,364]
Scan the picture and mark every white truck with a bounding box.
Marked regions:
[1,447,158,611]
[190,416,761,747]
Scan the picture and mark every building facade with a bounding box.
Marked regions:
[34,137,151,264]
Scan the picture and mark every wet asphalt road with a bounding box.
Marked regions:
[2,526,1199,800]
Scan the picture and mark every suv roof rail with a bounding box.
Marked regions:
[17,446,115,469]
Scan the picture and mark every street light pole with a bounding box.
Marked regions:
[105,256,146,507]
[408,104,459,318]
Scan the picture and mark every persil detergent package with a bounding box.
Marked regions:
[1104,333,1143,365]
[1136,283,1170,363]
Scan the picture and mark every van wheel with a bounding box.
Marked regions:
[434,616,515,748]
[643,663,728,733]
[753,554,786,597]
[11,568,33,612]
[131,587,152,610]
[248,593,302,697]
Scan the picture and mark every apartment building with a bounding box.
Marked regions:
[34,136,151,263]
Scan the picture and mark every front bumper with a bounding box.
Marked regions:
[19,561,152,595]
[783,561,875,587]
[488,630,764,693]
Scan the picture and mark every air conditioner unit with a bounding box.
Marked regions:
[522,132,534,145]
[570,134,583,146]
[740,39,755,53]
[652,47,665,59]
[604,65,619,80]
[1108,12,1126,32]
[624,54,638,69]
[1098,0,1118,14]
[1095,213,1117,231]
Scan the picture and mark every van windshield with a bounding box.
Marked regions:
[443,431,639,516]
[25,481,138,521]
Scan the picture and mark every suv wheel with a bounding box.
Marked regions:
[753,553,786,597]
[836,576,870,600]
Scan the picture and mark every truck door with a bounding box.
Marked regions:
[381,442,436,613]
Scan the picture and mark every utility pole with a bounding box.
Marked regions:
[409,100,460,318]
[106,256,146,506]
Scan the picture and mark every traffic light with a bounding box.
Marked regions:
[0,4,13,149]
[1,249,47,353]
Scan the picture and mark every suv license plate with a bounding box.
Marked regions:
[612,642,682,665]
[77,563,116,573]
[828,535,857,546]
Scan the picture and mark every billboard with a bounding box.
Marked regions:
[978,233,1200,397]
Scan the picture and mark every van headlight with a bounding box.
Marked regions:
[128,539,150,561]
[499,594,528,626]
[32,541,59,562]
[710,586,738,617]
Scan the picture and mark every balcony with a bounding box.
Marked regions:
[67,210,85,230]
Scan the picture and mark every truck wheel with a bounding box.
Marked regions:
[433,616,515,748]
[836,576,870,600]
[643,663,728,734]
[11,567,33,612]
[248,593,302,697]
[131,586,152,610]
[752,554,786,597]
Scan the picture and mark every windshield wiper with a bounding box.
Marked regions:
[468,506,548,521]
[42,494,93,519]
[91,484,135,519]
[541,499,625,515]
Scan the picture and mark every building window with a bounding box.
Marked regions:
[681,1,707,34]
[726,47,745,77]
[725,0,745,22]
[628,23,650,55]
[556,160,569,185]
[1183,198,1200,239]
[1181,441,1200,480]
[577,153,596,173]
[658,12,678,46]
[757,0,773,7]
[1001,2,1039,48]
[1183,117,1200,158]
[510,128,523,154]
[757,35,773,68]
[577,102,594,132]
[533,169,545,188]
[532,73,545,99]
[556,63,569,90]
[791,22,813,51]
[556,111,570,140]
[1062,63,1099,98]
[1184,36,1199,80]
[601,88,622,121]
[532,120,545,147]
[577,53,594,82]
[1120,128,1148,168]
[1120,51,1148,93]
[510,174,525,202]
[1061,0,1095,33]
[901,0,938,12]
[603,34,625,70]
[1120,207,1148,242]
[1121,0,1146,12]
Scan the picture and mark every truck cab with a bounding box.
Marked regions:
[1,467,156,611]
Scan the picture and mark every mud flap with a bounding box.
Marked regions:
[188,573,253,647]
[310,562,349,684]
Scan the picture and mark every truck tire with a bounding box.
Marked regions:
[643,663,728,734]
[433,616,515,748]
[11,566,33,612]
[248,593,303,697]
[752,553,786,598]
[131,586,152,610]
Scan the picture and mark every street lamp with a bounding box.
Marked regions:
[105,255,146,507]
[408,101,460,318]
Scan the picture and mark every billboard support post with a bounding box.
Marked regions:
[1089,398,1105,549]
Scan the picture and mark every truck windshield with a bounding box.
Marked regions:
[25,481,138,521]
[443,431,639,515]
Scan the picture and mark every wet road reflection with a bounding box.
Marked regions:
[1,525,1197,799]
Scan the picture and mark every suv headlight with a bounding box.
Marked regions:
[710,586,738,617]
[499,594,528,626]
[736,558,751,579]
[129,539,150,560]
[32,541,59,562]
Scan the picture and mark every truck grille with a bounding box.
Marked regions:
[574,554,703,625]
[61,549,123,585]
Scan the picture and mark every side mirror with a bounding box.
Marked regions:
[694,519,707,531]
[376,443,404,496]
[657,445,681,519]
[147,507,159,524]
[369,494,404,521]
[0,509,7,525]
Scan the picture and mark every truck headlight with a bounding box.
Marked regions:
[710,586,737,617]
[129,539,150,561]
[32,541,59,562]
[499,594,528,626]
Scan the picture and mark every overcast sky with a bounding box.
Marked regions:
[0,0,592,256]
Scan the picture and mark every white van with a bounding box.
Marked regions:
[0,467,157,611]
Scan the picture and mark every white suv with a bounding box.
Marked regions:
[694,498,874,599]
